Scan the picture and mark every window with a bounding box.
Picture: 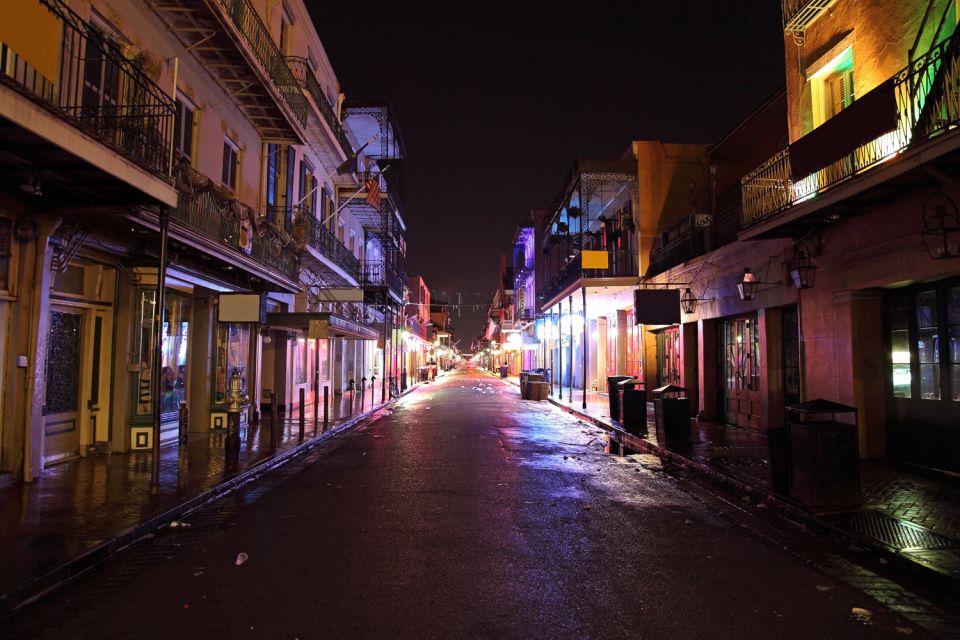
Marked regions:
[278,9,292,55]
[811,47,854,127]
[173,97,195,164]
[321,187,334,230]
[299,159,315,213]
[222,137,239,191]
[656,327,681,387]
[215,323,250,404]
[266,143,280,206]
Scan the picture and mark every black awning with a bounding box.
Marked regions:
[265,312,378,340]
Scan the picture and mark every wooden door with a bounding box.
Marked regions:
[43,307,84,465]
[719,315,761,428]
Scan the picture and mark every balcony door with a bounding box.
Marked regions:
[81,22,120,134]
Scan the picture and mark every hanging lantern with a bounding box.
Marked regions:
[790,249,816,289]
[737,268,758,301]
[680,288,697,314]
[921,193,960,260]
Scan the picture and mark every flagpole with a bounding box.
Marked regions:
[322,164,390,227]
[293,134,378,209]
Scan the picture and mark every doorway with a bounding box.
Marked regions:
[43,307,83,464]
[718,314,761,428]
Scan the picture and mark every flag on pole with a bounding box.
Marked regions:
[365,174,381,208]
[335,138,373,175]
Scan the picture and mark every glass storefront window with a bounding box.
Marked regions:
[916,290,940,400]
[134,289,191,417]
[215,323,250,404]
[888,294,911,398]
[606,314,617,376]
[317,339,330,380]
[950,288,960,401]
[293,338,306,384]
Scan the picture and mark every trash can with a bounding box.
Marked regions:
[787,399,861,510]
[607,375,633,422]
[766,427,791,495]
[499,365,508,378]
[653,384,690,445]
[618,379,647,434]
[519,371,530,399]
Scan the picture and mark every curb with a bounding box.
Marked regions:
[546,395,960,600]
[0,390,414,619]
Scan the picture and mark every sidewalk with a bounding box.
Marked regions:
[505,376,960,594]
[0,387,406,616]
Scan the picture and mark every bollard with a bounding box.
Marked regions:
[349,379,355,416]
[178,402,189,490]
[323,385,329,431]
[360,377,367,410]
[299,387,305,441]
[270,391,278,452]
[370,375,376,407]
[313,378,319,434]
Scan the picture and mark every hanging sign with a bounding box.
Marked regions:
[581,250,609,269]
[309,318,329,339]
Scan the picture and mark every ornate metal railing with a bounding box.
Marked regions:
[359,261,404,297]
[174,166,297,279]
[293,209,360,280]
[0,0,174,178]
[781,0,832,34]
[215,0,307,128]
[741,29,960,227]
[285,56,352,157]
[541,249,637,303]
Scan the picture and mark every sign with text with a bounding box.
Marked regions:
[309,318,329,340]
[316,288,365,302]
[633,289,681,325]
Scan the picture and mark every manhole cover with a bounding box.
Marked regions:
[152,526,223,547]
[825,509,960,551]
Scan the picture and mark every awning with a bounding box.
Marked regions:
[264,312,379,341]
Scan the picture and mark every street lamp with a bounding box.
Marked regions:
[921,192,960,260]
[680,288,697,314]
[737,268,759,301]
[790,248,817,289]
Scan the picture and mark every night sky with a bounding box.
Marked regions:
[310,1,785,343]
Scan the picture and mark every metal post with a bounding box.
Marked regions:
[150,207,170,495]
[313,341,320,432]
[582,286,588,410]
[557,305,563,401]
[349,379,355,416]
[270,391,278,452]
[568,295,573,403]
[380,306,388,403]
[298,387,305,441]
[177,402,188,491]
[323,385,329,431]
[370,375,376,406]
[360,376,367,410]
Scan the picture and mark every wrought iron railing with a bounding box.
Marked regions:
[0,0,174,178]
[359,261,404,297]
[285,56,352,157]
[781,0,832,33]
[174,166,297,279]
[741,29,960,227]
[293,208,360,280]
[542,249,637,303]
[215,0,307,128]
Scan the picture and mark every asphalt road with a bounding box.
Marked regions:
[3,372,937,639]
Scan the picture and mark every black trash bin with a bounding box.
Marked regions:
[519,371,530,399]
[618,379,647,434]
[767,427,791,495]
[787,399,861,509]
[653,384,690,445]
[499,365,508,378]
[606,375,633,421]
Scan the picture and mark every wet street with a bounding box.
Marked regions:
[2,372,940,639]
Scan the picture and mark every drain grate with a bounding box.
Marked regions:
[152,527,223,547]
[710,455,768,467]
[825,509,960,551]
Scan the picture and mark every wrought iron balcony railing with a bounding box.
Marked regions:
[741,28,960,228]
[174,166,297,279]
[285,56,352,157]
[781,0,833,34]
[359,261,404,297]
[215,0,307,128]
[0,0,174,178]
[541,249,637,304]
[291,207,360,281]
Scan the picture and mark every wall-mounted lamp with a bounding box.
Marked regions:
[737,267,775,301]
[790,248,817,289]
[921,192,960,260]
[260,326,272,344]
[680,288,697,314]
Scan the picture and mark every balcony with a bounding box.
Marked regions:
[289,207,360,282]
[151,0,306,141]
[286,56,352,158]
[781,0,833,34]
[359,261,404,299]
[0,0,174,179]
[741,28,960,231]
[173,166,297,281]
[542,249,638,305]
